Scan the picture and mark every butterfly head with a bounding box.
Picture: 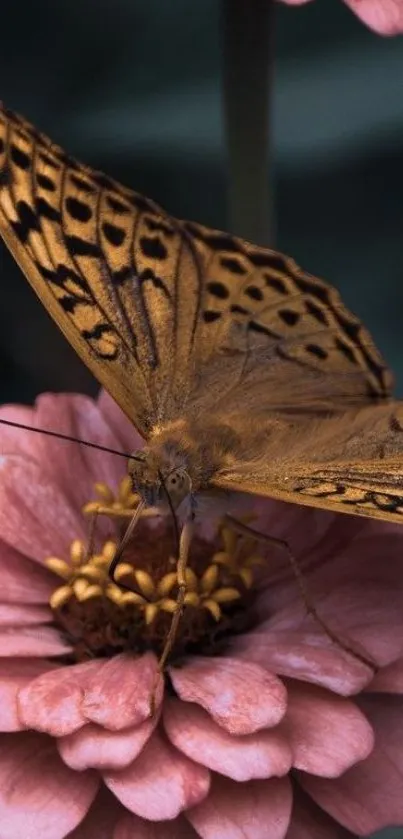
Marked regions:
[128,449,192,512]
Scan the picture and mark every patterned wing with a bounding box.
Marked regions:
[0,105,393,441]
[0,106,203,437]
[211,401,403,524]
[178,220,393,417]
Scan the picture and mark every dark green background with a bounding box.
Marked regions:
[0,3,402,836]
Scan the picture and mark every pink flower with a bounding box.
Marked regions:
[279,0,403,35]
[0,390,402,838]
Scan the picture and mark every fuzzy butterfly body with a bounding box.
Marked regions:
[1,104,403,522]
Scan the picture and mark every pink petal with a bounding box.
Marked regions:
[0,456,85,560]
[286,787,355,839]
[0,659,56,732]
[345,0,403,34]
[187,775,292,839]
[283,681,374,776]
[0,542,55,604]
[164,698,292,781]
[0,732,99,839]
[58,716,158,770]
[233,629,373,696]
[300,695,403,834]
[18,660,101,735]
[0,603,52,626]
[31,393,126,497]
[104,730,210,821]
[0,626,71,657]
[115,812,198,839]
[82,653,163,729]
[169,656,286,735]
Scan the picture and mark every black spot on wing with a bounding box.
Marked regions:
[203,311,221,323]
[279,309,299,327]
[102,221,125,247]
[140,236,167,260]
[81,323,120,360]
[36,173,55,192]
[207,281,229,299]
[11,144,30,170]
[334,337,357,364]
[0,162,11,187]
[265,275,287,295]
[65,235,101,258]
[245,285,264,301]
[36,197,61,222]
[112,266,133,286]
[220,256,247,275]
[12,200,40,243]
[306,343,328,360]
[66,196,92,223]
[305,299,328,325]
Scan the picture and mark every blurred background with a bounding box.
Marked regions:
[1,0,403,406]
[0,3,402,834]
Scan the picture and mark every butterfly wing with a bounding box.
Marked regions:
[210,401,403,523]
[178,220,393,417]
[0,106,203,438]
[0,105,394,444]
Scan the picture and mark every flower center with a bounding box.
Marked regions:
[46,477,264,664]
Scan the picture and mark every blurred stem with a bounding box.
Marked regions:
[221,0,274,247]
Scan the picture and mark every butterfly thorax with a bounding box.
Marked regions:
[128,418,241,512]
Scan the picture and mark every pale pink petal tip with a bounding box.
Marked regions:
[169,657,287,735]
[164,699,292,782]
[345,0,403,34]
[105,732,210,821]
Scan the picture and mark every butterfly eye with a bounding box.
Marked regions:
[165,469,191,507]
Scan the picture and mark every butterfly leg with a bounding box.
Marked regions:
[158,512,195,672]
[224,514,377,674]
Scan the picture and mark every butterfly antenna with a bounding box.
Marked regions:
[0,417,143,461]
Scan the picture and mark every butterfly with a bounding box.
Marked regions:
[0,103,403,531]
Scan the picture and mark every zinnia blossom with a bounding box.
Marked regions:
[0,389,402,838]
[279,0,403,36]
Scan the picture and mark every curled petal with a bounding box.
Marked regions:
[58,716,158,771]
[104,731,210,821]
[300,695,403,834]
[283,681,374,776]
[164,698,292,781]
[18,660,101,735]
[81,653,163,730]
[0,732,99,839]
[187,775,292,839]
[169,656,287,735]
